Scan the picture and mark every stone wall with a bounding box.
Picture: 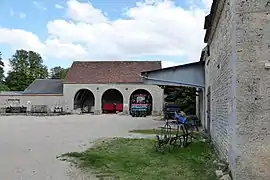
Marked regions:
[232,0,270,179]
[0,84,163,115]
[206,0,270,179]
[63,84,164,115]
[0,95,65,112]
[205,0,234,159]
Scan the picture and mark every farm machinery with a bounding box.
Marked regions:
[130,94,151,117]
[103,103,123,113]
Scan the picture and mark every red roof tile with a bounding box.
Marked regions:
[64,61,161,84]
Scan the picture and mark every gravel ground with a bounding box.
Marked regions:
[0,114,163,180]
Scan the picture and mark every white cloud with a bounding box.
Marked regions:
[44,38,88,59]
[162,60,180,68]
[0,0,210,67]
[0,28,88,60]
[2,60,11,75]
[66,0,108,24]
[33,1,46,11]
[9,9,26,19]
[0,28,45,53]
[202,0,212,9]
[18,13,27,19]
[55,4,64,9]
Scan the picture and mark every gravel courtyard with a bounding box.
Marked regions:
[0,114,163,180]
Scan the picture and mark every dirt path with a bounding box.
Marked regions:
[0,114,162,180]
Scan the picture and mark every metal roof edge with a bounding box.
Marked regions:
[141,61,203,74]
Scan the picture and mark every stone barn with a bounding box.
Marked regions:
[0,61,164,115]
[142,0,270,179]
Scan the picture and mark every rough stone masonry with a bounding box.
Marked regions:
[204,0,270,179]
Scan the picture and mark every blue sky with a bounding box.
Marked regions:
[0,0,211,73]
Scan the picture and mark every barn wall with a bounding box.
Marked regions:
[205,0,270,179]
[0,95,64,112]
[233,0,270,179]
[63,84,164,115]
[0,84,163,115]
[204,0,235,160]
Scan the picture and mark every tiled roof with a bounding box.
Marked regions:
[23,79,63,94]
[64,61,161,84]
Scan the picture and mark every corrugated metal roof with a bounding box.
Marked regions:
[23,79,63,94]
[141,61,203,74]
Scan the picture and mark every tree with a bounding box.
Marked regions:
[0,84,9,91]
[0,52,9,91]
[165,86,197,115]
[0,52,4,83]
[5,49,48,91]
[50,66,69,79]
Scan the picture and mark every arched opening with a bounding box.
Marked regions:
[129,89,153,117]
[101,89,123,114]
[74,89,95,113]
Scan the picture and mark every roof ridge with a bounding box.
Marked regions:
[35,79,63,81]
[73,60,162,63]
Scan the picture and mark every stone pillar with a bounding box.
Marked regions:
[94,92,102,115]
[195,88,200,118]
[123,97,129,115]
[152,86,164,116]
[199,89,204,127]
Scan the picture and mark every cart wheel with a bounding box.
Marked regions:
[176,135,185,148]
[182,134,189,147]
[155,135,161,151]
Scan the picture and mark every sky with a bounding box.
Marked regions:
[0,0,212,74]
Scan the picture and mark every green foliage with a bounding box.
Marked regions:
[0,52,5,83]
[0,84,9,91]
[0,51,9,91]
[129,128,180,135]
[5,49,48,91]
[50,66,69,79]
[165,86,197,115]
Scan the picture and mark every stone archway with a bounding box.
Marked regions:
[101,89,124,113]
[129,89,153,116]
[74,89,95,113]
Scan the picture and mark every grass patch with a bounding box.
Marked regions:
[129,129,203,138]
[129,128,180,135]
[63,138,216,180]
